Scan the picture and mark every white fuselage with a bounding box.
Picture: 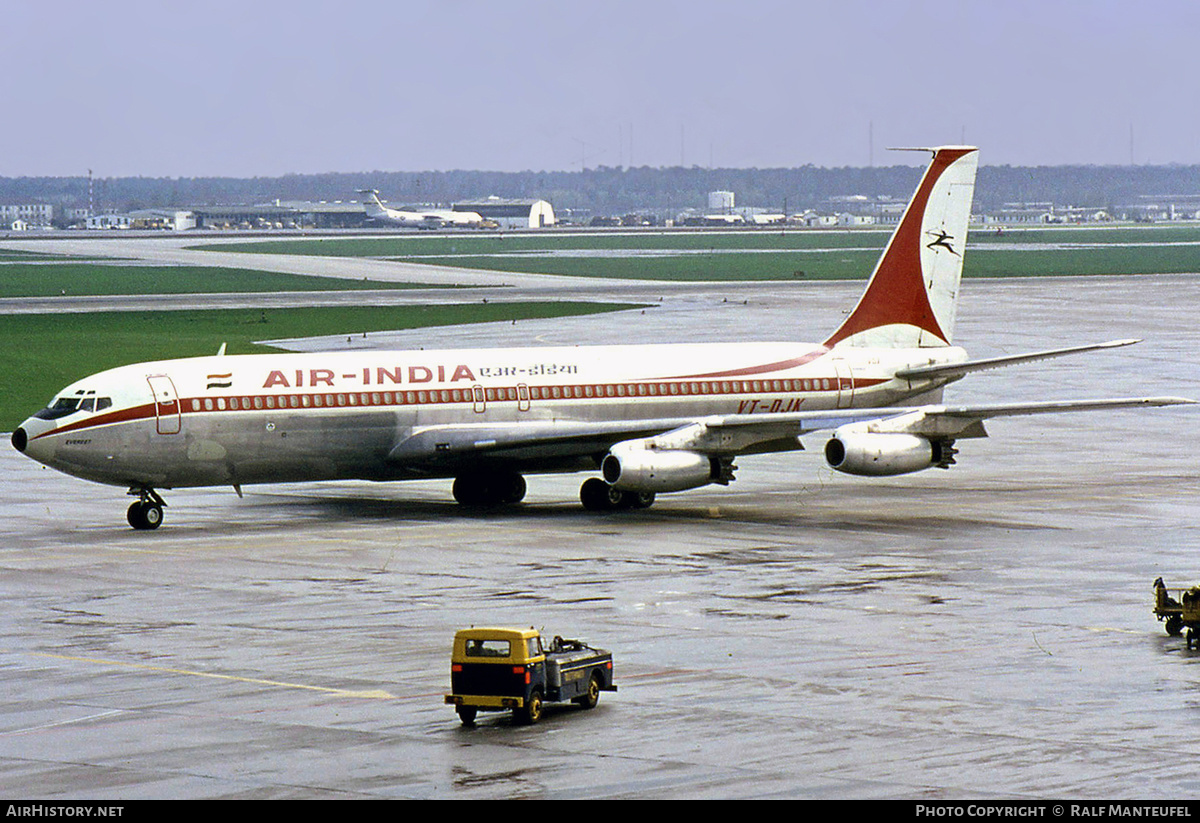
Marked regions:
[16,340,966,491]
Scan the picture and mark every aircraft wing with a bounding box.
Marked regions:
[704,395,1194,440]
[388,417,702,467]
[387,395,1194,470]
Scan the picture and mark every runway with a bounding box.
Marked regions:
[2,239,1199,798]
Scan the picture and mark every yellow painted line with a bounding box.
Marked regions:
[31,652,396,699]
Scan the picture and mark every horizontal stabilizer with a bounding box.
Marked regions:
[926,395,1196,418]
[895,339,1142,380]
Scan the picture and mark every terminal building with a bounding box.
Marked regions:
[191,201,367,230]
[1,203,55,230]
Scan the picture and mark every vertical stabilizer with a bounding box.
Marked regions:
[824,146,978,348]
[357,189,389,220]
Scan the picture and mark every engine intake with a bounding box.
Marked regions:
[824,430,956,477]
[602,441,729,493]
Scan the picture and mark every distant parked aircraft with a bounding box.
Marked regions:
[357,189,482,228]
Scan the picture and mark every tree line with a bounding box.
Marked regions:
[2,163,1198,216]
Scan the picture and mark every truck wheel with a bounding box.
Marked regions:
[1166,615,1184,636]
[575,673,602,710]
[517,690,543,724]
[457,706,477,726]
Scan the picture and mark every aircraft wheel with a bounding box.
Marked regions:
[453,472,526,507]
[623,490,656,509]
[452,475,484,506]
[127,501,163,531]
[580,478,626,511]
[501,473,527,504]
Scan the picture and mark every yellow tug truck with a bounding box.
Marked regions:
[1153,577,1200,648]
[445,627,617,725]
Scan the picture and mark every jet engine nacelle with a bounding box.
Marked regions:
[601,442,717,493]
[824,430,954,477]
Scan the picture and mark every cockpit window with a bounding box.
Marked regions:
[33,396,113,419]
[34,398,81,420]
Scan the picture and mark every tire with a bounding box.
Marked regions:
[501,473,527,504]
[452,475,486,506]
[456,706,477,726]
[1166,615,1184,636]
[127,502,164,531]
[580,478,626,512]
[623,490,656,509]
[575,673,602,710]
[517,690,543,725]
[453,471,526,507]
[142,504,163,530]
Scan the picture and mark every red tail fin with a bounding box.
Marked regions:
[824,147,978,349]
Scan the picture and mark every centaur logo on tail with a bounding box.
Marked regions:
[11,147,1192,529]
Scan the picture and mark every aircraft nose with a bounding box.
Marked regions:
[12,418,58,465]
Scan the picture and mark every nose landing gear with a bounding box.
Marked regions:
[127,488,166,530]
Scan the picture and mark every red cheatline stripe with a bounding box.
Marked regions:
[30,403,159,440]
[29,376,887,440]
[653,349,830,380]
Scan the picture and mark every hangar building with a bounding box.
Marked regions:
[452,197,555,229]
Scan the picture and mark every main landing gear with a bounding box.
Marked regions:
[127,488,166,530]
[452,471,528,507]
[451,473,656,512]
[579,477,655,512]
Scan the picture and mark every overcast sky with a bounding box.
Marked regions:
[3,0,1198,177]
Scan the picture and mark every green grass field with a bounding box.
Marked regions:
[0,264,438,298]
[1,301,639,431]
[193,231,891,257]
[192,224,1200,281]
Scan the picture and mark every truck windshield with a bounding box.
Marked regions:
[465,639,511,658]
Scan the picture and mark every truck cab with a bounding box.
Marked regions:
[445,627,616,725]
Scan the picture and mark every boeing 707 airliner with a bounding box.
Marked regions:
[12,147,1191,529]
